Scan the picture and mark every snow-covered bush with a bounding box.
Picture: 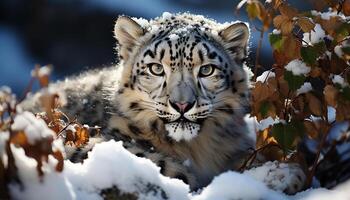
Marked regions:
[237,0,350,188]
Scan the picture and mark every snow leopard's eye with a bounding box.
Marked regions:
[147,63,164,76]
[198,64,216,77]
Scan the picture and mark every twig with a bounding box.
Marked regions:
[57,117,77,138]
[18,77,36,103]
[239,143,282,172]
[253,27,265,81]
[306,122,331,187]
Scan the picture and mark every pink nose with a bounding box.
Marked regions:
[175,103,189,113]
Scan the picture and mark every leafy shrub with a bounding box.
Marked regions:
[237,0,350,187]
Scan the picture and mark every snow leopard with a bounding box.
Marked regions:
[22,12,305,193]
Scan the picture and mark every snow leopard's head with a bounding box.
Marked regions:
[112,13,250,142]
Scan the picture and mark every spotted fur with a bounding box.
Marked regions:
[21,13,305,192]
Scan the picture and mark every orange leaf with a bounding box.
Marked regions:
[324,85,338,107]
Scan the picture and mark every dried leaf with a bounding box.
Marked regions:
[343,0,350,16]
[324,85,338,107]
[252,82,276,102]
[279,3,298,18]
[273,15,293,35]
[304,120,319,139]
[297,17,315,33]
[306,93,323,116]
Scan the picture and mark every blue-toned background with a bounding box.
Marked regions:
[0,0,310,94]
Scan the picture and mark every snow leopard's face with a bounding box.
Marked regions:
[114,13,250,142]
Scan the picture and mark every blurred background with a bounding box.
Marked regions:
[0,0,311,95]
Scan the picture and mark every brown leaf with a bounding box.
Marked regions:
[343,0,350,16]
[278,3,298,19]
[252,81,276,102]
[273,15,289,30]
[283,35,302,59]
[10,131,28,146]
[52,151,64,172]
[306,93,323,116]
[324,85,339,107]
[319,16,343,38]
[304,120,319,139]
[297,17,315,33]
[310,67,322,78]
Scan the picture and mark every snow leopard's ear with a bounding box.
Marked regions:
[218,22,249,63]
[114,16,146,60]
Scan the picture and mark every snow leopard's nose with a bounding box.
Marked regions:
[169,101,195,114]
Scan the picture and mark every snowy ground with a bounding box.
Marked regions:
[6,139,350,200]
[3,112,350,200]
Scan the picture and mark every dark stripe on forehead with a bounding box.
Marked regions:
[154,40,162,53]
[198,50,204,63]
[152,29,171,42]
[160,49,165,61]
[202,43,209,53]
[144,49,155,58]
[208,51,217,59]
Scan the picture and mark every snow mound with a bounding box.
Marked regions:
[192,171,288,200]
[6,138,350,200]
[9,140,190,200]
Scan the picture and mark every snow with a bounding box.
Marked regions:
[31,65,52,77]
[257,116,280,130]
[244,161,305,193]
[131,17,149,28]
[168,33,180,40]
[192,171,287,200]
[9,140,190,200]
[331,74,348,88]
[162,12,173,20]
[296,82,312,95]
[272,29,281,35]
[256,71,275,82]
[285,59,311,76]
[328,106,336,123]
[0,131,9,167]
[310,9,347,21]
[334,45,343,58]
[11,111,55,145]
[4,133,350,200]
[293,182,350,200]
[302,24,325,45]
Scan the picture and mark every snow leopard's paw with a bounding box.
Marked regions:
[244,161,306,194]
